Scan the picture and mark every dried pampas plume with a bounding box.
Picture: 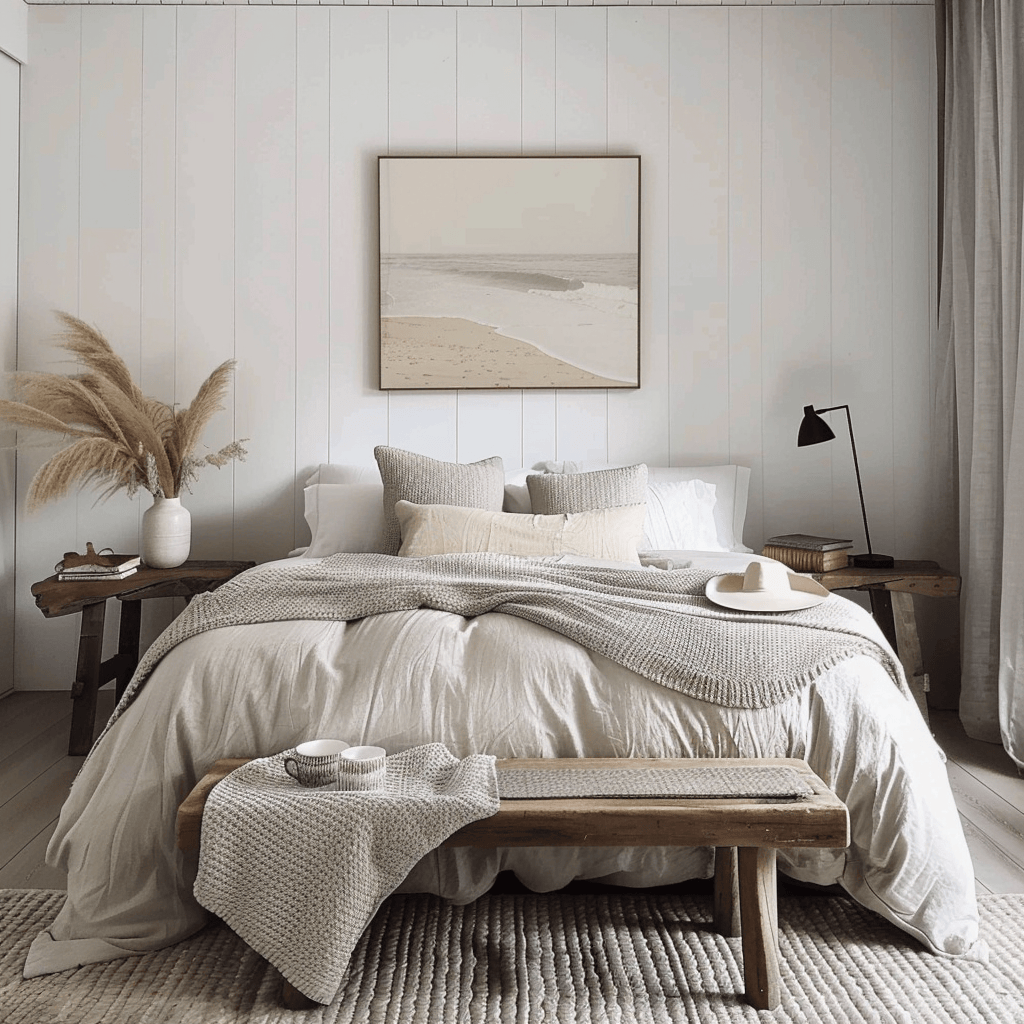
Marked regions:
[0,312,248,511]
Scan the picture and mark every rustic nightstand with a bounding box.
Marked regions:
[812,560,960,723]
[32,559,256,755]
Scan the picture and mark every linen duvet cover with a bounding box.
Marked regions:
[24,550,981,979]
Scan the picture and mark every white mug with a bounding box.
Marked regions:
[337,744,387,791]
[283,739,350,789]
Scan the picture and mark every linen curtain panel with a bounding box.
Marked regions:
[937,0,1024,764]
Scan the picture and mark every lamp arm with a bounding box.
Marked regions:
[813,404,874,555]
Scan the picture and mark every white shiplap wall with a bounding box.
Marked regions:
[0,51,17,698]
[14,4,950,698]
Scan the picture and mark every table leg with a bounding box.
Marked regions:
[890,591,930,723]
[713,846,741,938]
[868,590,899,654]
[69,602,106,756]
[116,600,142,701]
[738,847,780,1011]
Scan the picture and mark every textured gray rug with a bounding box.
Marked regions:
[1,889,1022,1024]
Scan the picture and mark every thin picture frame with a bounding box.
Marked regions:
[378,155,641,391]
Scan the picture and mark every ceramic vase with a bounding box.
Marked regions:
[142,496,191,569]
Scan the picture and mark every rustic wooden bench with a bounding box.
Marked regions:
[176,756,849,1012]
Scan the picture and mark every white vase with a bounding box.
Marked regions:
[142,496,191,569]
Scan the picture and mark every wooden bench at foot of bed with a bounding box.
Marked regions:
[176,756,849,1012]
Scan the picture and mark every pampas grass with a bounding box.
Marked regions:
[0,312,247,510]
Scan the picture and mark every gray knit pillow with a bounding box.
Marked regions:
[374,446,505,555]
[527,464,648,515]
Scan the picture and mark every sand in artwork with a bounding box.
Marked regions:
[381,317,627,389]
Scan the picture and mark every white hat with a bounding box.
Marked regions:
[705,560,829,613]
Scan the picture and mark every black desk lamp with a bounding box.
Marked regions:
[797,404,894,568]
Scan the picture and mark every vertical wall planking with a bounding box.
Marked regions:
[553,7,608,463]
[234,7,297,564]
[760,7,834,543]
[15,7,82,691]
[454,7,525,469]
[328,7,389,467]
[891,3,934,561]
[77,4,142,560]
[174,7,236,560]
[294,6,331,547]
[386,8,459,462]
[78,6,144,660]
[607,8,670,470]
[668,7,730,468]
[138,5,181,652]
[0,51,18,696]
[727,6,764,550]
[830,6,894,559]
[520,7,557,468]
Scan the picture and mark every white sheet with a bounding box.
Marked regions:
[25,552,981,978]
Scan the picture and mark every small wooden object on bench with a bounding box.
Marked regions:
[177,756,849,1012]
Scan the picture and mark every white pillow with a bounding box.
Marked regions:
[641,479,720,551]
[304,483,386,557]
[532,461,752,553]
[302,462,535,556]
[394,500,646,565]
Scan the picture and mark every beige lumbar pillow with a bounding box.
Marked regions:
[394,500,647,564]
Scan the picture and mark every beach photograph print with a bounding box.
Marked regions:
[379,156,640,390]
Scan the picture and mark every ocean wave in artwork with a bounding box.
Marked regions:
[380,253,639,384]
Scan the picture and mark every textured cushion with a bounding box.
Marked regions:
[394,501,646,564]
[640,479,720,551]
[527,464,648,515]
[532,461,751,552]
[304,483,387,557]
[374,447,506,555]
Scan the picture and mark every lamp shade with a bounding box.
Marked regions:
[798,406,836,447]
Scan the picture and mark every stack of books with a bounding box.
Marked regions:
[761,534,852,573]
[57,553,142,582]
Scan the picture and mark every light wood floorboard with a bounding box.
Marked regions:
[1,695,1022,895]
[0,689,116,890]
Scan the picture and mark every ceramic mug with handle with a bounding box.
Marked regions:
[283,739,350,789]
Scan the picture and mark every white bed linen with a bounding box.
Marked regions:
[25,553,981,978]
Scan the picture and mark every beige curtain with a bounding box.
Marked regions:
[937,0,1024,765]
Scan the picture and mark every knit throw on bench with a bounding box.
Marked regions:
[94,552,909,753]
[194,744,500,1005]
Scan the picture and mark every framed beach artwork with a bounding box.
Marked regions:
[378,155,640,390]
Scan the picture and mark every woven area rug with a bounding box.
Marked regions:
[2,889,1022,1024]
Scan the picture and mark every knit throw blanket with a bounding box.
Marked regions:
[98,552,908,748]
[194,744,500,1004]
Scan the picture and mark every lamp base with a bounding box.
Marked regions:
[851,553,895,569]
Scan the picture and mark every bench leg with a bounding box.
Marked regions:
[282,980,319,1010]
[713,846,741,938]
[738,847,780,1011]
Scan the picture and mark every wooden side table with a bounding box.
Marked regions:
[32,559,256,755]
[812,560,960,723]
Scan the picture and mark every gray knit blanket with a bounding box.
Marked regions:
[97,552,908,750]
[194,743,500,1004]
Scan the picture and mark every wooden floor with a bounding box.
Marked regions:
[1,691,1023,894]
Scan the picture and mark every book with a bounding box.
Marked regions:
[59,565,139,582]
[763,534,853,553]
[57,553,141,574]
[761,545,849,573]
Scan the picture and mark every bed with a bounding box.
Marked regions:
[24,450,982,979]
